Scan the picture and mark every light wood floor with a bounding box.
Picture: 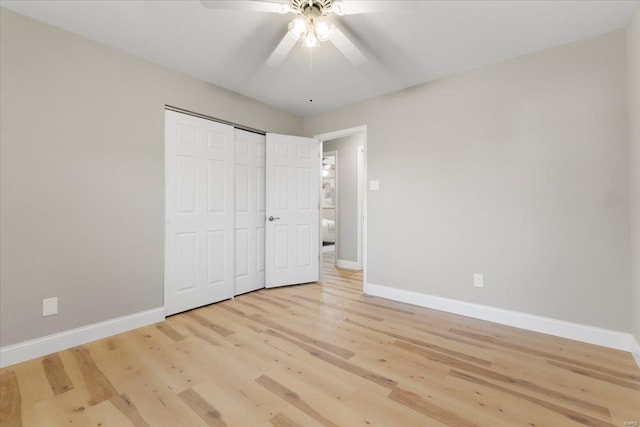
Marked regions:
[1,252,639,426]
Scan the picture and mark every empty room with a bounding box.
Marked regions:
[1,0,639,426]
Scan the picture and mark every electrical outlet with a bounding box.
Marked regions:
[474,274,484,288]
[43,297,58,316]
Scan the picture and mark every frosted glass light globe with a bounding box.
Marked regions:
[314,16,335,42]
[288,16,308,40]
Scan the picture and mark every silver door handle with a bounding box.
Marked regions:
[268,216,280,222]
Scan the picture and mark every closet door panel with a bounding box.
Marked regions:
[234,129,266,295]
[165,111,234,315]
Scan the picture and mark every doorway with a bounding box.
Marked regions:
[316,126,367,289]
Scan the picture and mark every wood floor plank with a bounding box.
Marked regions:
[393,339,611,418]
[183,311,234,337]
[21,388,93,426]
[245,293,290,309]
[271,406,326,427]
[124,386,206,426]
[255,375,339,427]
[109,393,150,427]
[57,349,96,403]
[86,335,168,397]
[181,322,223,347]
[41,353,74,396]
[291,295,384,321]
[85,397,136,426]
[124,329,209,393]
[346,318,493,367]
[187,380,263,426]
[264,358,358,403]
[173,331,290,418]
[178,388,228,427]
[0,370,22,427]
[216,303,248,317]
[449,370,615,427]
[413,325,493,350]
[264,329,397,390]
[450,327,640,382]
[250,314,356,359]
[70,345,154,426]
[71,346,118,406]
[343,388,448,427]
[10,359,53,407]
[322,290,417,315]
[234,299,271,315]
[259,369,384,427]
[155,323,185,342]
[389,386,480,427]
[546,360,640,391]
[257,331,392,400]
[270,412,302,427]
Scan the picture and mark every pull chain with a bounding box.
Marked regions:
[309,47,313,103]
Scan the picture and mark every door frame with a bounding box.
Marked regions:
[315,125,367,287]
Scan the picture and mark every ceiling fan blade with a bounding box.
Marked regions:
[335,1,418,15]
[330,26,366,66]
[266,33,297,67]
[200,1,287,13]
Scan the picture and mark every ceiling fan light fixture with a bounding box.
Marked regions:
[313,16,335,41]
[331,0,345,16]
[286,1,342,48]
[288,16,308,40]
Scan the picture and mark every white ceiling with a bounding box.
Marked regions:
[1,0,637,116]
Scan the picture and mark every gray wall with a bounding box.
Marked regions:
[628,5,640,345]
[0,9,303,347]
[305,31,631,332]
[324,135,362,264]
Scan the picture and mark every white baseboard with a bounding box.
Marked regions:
[365,283,640,366]
[631,337,640,368]
[0,307,165,368]
[336,259,362,270]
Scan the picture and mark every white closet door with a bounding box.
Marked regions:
[265,133,320,288]
[234,129,266,295]
[165,111,234,316]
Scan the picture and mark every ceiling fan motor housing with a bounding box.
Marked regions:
[291,0,334,16]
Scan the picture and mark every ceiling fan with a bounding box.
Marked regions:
[200,0,406,67]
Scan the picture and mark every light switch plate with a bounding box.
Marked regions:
[474,274,484,288]
[369,180,380,191]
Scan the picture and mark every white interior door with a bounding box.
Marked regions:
[234,129,266,295]
[165,111,234,316]
[266,133,320,288]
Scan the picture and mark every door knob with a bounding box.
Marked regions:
[268,216,280,222]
